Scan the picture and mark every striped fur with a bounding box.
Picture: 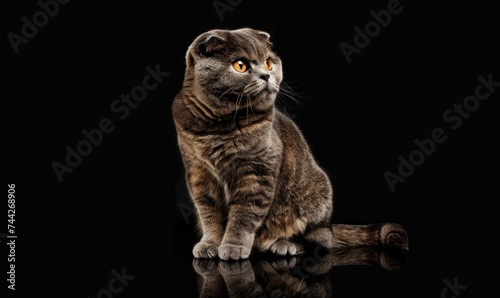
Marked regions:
[173,28,408,260]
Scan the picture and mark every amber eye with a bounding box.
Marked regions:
[264,58,273,71]
[232,60,248,72]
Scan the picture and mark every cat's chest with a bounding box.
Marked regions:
[178,118,282,177]
[197,134,267,165]
[185,128,279,170]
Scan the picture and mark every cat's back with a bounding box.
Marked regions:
[272,110,314,160]
[272,109,333,202]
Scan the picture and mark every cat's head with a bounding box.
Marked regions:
[184,28,282,113]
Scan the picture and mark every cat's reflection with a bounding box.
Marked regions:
[193,246,408,297]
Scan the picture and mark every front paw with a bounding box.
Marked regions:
[218,244,252,260]
[193,241,219,258]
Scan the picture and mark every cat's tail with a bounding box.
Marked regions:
[331,223,409,250]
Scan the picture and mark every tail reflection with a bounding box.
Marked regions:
[193,246,408,297]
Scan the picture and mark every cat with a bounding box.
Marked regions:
[193,246,408,297]
[172,28,409,260]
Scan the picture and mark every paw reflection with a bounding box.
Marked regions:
[193,258,219,275]
[271,256,297,271]
[218,259,252,275]
[193,246,408,297]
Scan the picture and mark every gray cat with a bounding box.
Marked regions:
[173,28,408,260]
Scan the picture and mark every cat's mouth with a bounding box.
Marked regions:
[243,81,278,98]
[224,81,278,105]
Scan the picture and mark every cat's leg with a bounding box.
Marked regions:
[186,165,225,258]
[218,167,275,260]
[219,203,271,260]
[253,219,306,256]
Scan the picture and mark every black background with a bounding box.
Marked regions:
[8,0,496,297]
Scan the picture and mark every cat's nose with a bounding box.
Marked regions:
[260,73,270,81]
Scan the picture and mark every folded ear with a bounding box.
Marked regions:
[186,30,226,66]
[256,30,273,47]
[195,33,226,57]
[234,27,272,45]
[255,30,271,41]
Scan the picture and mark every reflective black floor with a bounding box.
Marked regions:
[192,246,408,297]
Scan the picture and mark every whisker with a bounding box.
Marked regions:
[281,81,313,99]
[243,81,258,93]
[217,87,237,101]
[233,89,245,127]
[247,93,255,116]
[272,82,305,108]
[246,95,249,121]
[275,95,291,117]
